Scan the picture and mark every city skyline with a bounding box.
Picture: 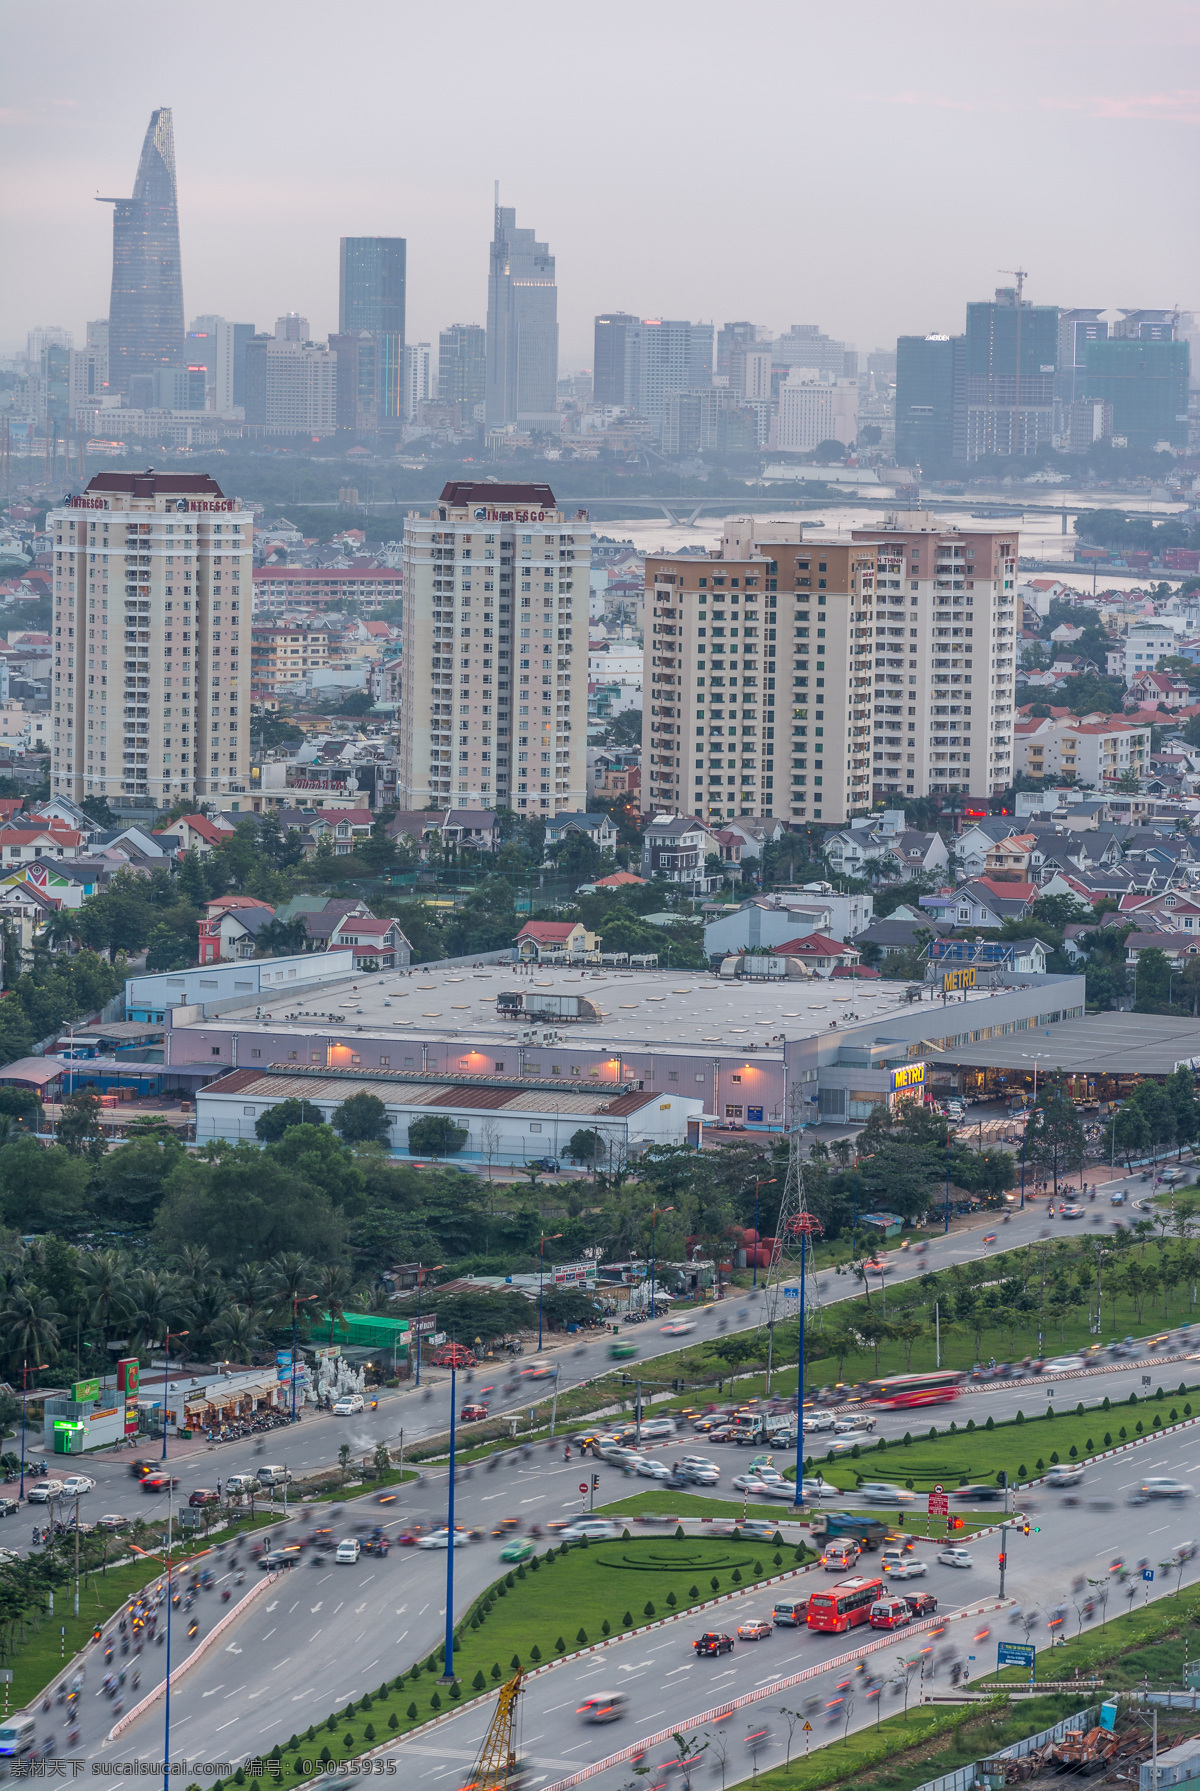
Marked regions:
[3,0,1198,369]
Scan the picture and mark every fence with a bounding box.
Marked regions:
[908,1704,1098,1791]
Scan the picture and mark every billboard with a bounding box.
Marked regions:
[116,1357,139,1436]
[942,968,976,992]
[890,1062,926,1092]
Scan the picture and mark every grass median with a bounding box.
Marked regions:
[212,1532,814,1790]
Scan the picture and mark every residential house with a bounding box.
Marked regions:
[513,920,598,963]
[919,877,1037,928]
[273,895,371,950]
[328,914,411,970]
[823,828,888,877]
[718,817,787,861]
[1125,930,1199,969]
[714,830,744,869]
[154,813,235,856]
[640,815,722,892]
[852,915,945,959]
[773,932,862,977]
[385,809,501,859]
[0,820,85,866]
[983,833,1037,880]
[544,812,619,855]
[198,896,276,965]
[955,817,1025,880]
[1127,669,1191,712]
[884,830,949,879]
[589,757,641,806]
[307,809,375,855]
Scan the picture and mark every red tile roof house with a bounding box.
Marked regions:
[328,913,411,970]
[153,813,234,856]
[513,920,597,963]
[773,932,862,976]
[198,896,275,965]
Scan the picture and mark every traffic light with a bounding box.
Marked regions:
[1022,1521,1030,1535]
[591,1475,600,1492]
[998,1552,1007,1569]
[948,1515,964,1531]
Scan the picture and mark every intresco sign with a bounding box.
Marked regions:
[472,507,550,522]
[891,1062,926,1092]
[942,967,976,992]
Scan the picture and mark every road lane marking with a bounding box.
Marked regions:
[216,1718,239,1731]
[201,1686,225,1698]
[262,1628,276,1640]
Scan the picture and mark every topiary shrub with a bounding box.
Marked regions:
[326,1718,337,1734]
[1104,1432,1112,1446]
[293,1762,304,1777]
[557,1636,567,1651]
[1130,1392,1139,1406]
[601,1619,611,1636]
[1069,1445,1078,1459]
[643,1601,656,1617]
[675,1524,685,1538]
[621,1527,631,1540]
[1035,1458,1045,1471]
[407,1702,418,1721]
[753,1560,764,1575]
[1050,1451,1059,1464]
[344,1701,356,1719]
[429,1693,440,1712]
[731,1568,742,1584]
[1086,1438,1094,1452]
[903,1431,912,1446]
[1171,1409,1179,1423]
[510,1654,521,1671]
[690,1585,700,1599]
[966,1418,975,1432]
[576,1628,588,1645]
[1153,1413,1162,1428]
[773,1552,783,1567]
[1187,1404,1194,1418]
[472,1672,486,1692]
[1016,1411,1025,1425]
[529,1644,541,1662]
[985,1416,995,1431]
[1120,1427,1127,1439]
[622,1611,633,1627]
[305,1729,315,1744]
[343,1734,355,1749]
[1102,1395,1111,1411]
[1136,1420,1144,1434]
[448,1684,461,1702]
[1018,1464,1027,1478]
[710,1576,720,1591]
[490,1664,502,1682]
[365,1725,376,1743]
[388,1712,399,1730]
[666,1591,677,1608]
[1046,1406,1054,1420]
[1076,1402,1084,1417]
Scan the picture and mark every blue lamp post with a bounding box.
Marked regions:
[441,1360,458,1683]
[788,1212,823,1512]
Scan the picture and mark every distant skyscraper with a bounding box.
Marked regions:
[27,326,73,368]
[438,325,486,410]
[97,109,185,397]
[895,333,961,465]
[485,200,558,428]
[403,342,432,422]
[275,314,309,342]
[590,316,712,429]
[1056,309,1108,409]
[962,287,1059,460]
[1081,338,1190,449]
[188,315,256,412]
[339,237,406,422]
[593,314,637,406]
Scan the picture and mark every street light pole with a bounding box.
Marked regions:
[752,1181,776,1290]
[789,1211,823,1514]
[291,1295,316,1423]
[537,1232,562,1352]
[161,1332,189,1461]
[19,1361,47,1504]
[649,1206,674,1319]
[441,1360,458,1684]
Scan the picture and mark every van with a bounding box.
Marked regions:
[336,1538,360,1564]
[225,1474,259,1497]
[869,1597,912,1630]
[256,1466,292,1488]
[0,1716,35,1759]
[822,1541,859,1573]
[771,1597,809,1627]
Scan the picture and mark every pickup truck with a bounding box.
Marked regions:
[808,1509,888,1551]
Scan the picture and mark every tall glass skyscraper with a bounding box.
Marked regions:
[485,202,558,428]
[97,109,185,397]
[339,237,406,421]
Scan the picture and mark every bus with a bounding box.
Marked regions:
[862,1371,966,1410]
[805,1575,884,1634]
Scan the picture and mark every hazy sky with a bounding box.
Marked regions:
[3,0,1198,367]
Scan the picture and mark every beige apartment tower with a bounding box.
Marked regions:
[644,518,876,826]
[851,515,1018,799]
[47,470,251,807]
[399,483,590,813]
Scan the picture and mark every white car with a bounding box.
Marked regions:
[635,1458,673,1480]
[1044,1465,1084,1487]
[335,1538,360,1564]
[1139,1478,1193,1499]
[731,1473,769,1495]
[857,1482,915,1504]
[61,1476,95,1497]
[834,1414,877,1434]
[26,1481,64,1505]
[1043,1356,1086,1375]
[638,1419,677,1440]
[937,1547,973,1568]
[558,1518,619,1542]
[800,1478,837,1500]
[680,1455,719,1474]
[753,1468,787,1486]
[332,1394,365,1416]
[416,1528,469,1549]
[659,1320,695,1335]
[883,1557,927,1579]
[802,1412,836,1432]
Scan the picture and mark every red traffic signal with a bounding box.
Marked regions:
[998,1553,1006,1568]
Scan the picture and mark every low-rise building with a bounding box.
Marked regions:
[640,814,721,891]
[513,920,598,964]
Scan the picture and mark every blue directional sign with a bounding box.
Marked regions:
[997,1641,1036,1681]
[1143,1568,1155,1582]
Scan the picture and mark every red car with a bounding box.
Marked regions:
[905,1592,938,1617]
[140,1475,180,1494]
[188,1489,220,1508]
[694,1632,734,1656]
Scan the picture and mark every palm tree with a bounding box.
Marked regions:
[128,1271,188,1352]
[213,1304,258,1364]
[0,1285,62,1372]
[36,908,82,956]
[80,1250,132,1349]
[313,1263,353,1345]
[267,1252,313,1318]
[172,1244,215,1295]
[229,1261,270,1330]
[185,1280,231,1359]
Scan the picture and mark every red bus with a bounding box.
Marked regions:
[805,1576,884,1634]
[863,1371,965,1410]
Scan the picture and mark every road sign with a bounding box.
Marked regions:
[579,1483,588,1495]
[801,1723,812,1733]
[1143,1567,1154,1582]
[928,1491,949,1516]
[997,1641,1035,1680]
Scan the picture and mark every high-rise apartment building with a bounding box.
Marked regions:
[184,317,255,414]
[97,110,184,397]
[716,322,762,376]
[330,332,379,434]
[244,338,338,434]
[399,483,590,813]
[773,324,855,381]
[438,325,487,411]
[1055,309,1108,411]
[338,237,406,422]
[47,469,250,808]
[591,317,714,429]
[403,342,432,422]
[963,289,1059,460]
[850,516,1018,800]
[644,519,876,826]
[895,333,961,464]
[1081,338,1190,449]
[485,204,559,428]
[775,370,858,452]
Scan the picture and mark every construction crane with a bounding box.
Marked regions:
[460,1670,525,1791]
[999,268,1029,457]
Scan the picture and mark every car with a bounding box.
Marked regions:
[857,1482,915,1504]
[736,1618,773,1641]
[833,1414,877,1434]
[491,1517,521,1535]
[608,1342,639,1360]
[362,1536,390,1556]
[576,1693,628,1724]
[802,1411,836,1433]
[1111,1190,1128,1206]
[558,1518,619,1541]
[188,1489,221,1508]
[800,1478,837,1500]
[883,1557,928,1579]
[680,1455,719,1474]
[0,1498,17,1519]
[336,1539,360,1564]
[261,1545,302,1570]
[140,1475,180,1494]
[822,1544,860,1573]
[499,1538,534,1564]
[823,1439,861,1458]
[904,1592,939,1617]
[519,1364,558,1382]
[950,1484,1006,1502]
[529,1157,560,1173]
[256,1466,291,1488]
[863,1258,893,1275]
[224,1474,259,1497]
[869,1596,913,1630]
[634,1459,674,1482]
[460,1404,489,1423]
[333,1395,365,1416]
[96,1514,129,1531]
[731,1473,769,1495]
[416,1528,469,1549]
[1044,1465,1085,1487]
[638,1418,677,1440]
[1139,1479,1193,1499]
[659,1320,695,1335]
[129,1459,157,1480]
[1059,1205,1084,1220]
[694,1632,734,1656]
[1043,1355,1087,1374]
[61,1476,94,1497]
[937,1547,973,1568]
[676,1464,720,1486]
[26,1481,63,1505]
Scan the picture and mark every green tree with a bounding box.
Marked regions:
[55,1087,107,1161]
[1025,1081,1086,1197]
[1132,946,1174,1013]
[90,1133,187,1224]
[1165,1065,1200,1155]
[0,1138,90,1230]
[254,1098,325,1142]
[406,1115,468,1159]
[565,1128,603,1167]
[153,1145,348,1269]
[332,1092,392,1146]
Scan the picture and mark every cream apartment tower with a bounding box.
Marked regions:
[399,483,590,813]
[47,470,250,807]
[643,513,1017,826]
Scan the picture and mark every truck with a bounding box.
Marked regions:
[808,1509,889,1552]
